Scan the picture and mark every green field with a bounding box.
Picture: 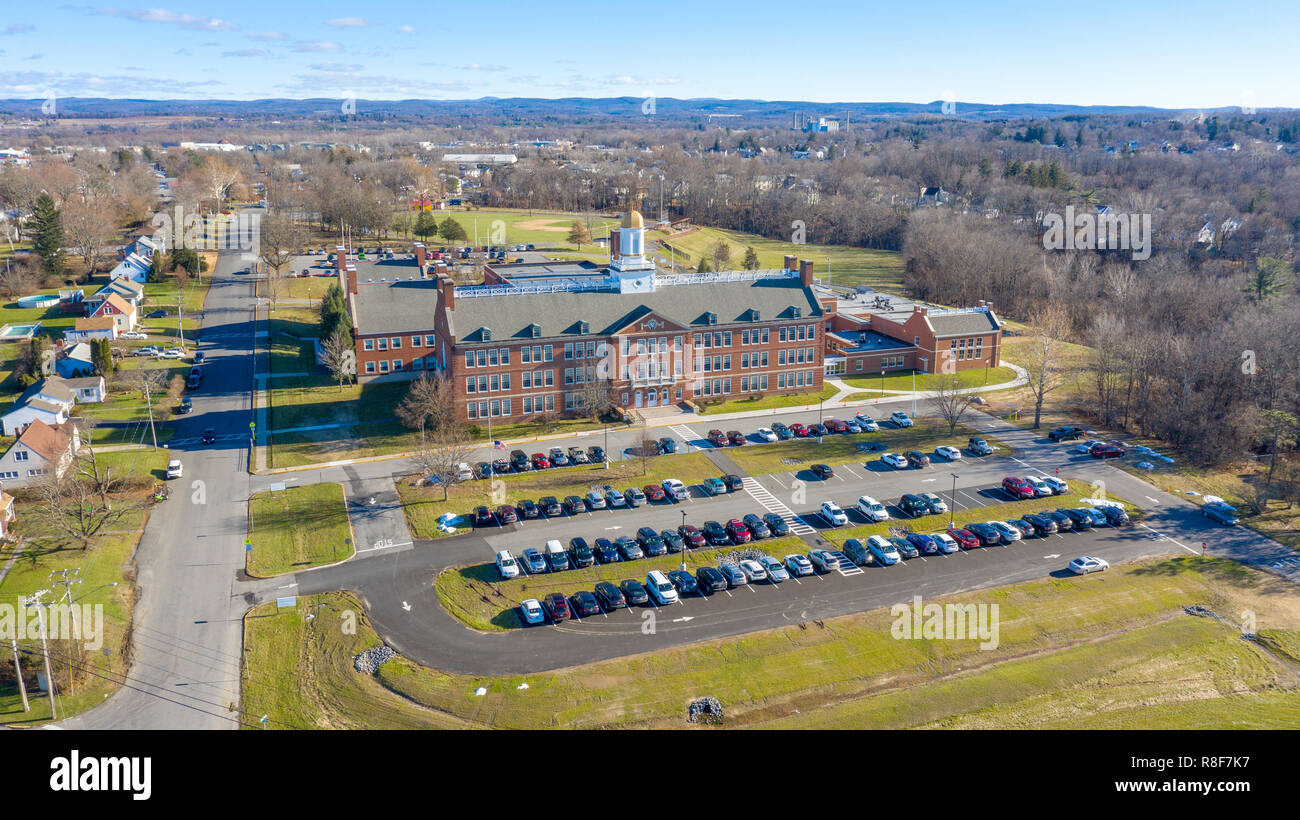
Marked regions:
[240,556,1300,729]
[694,384,837,414]
[840,365,1019,392]
[247,483,354,576]
[649,225,904,290]
[378,208,620,248]
[436,538,808,632]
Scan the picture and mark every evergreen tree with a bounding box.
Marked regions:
[742,247,760,270]
[320,281,353,338]
[92,337,116,375]
[438,217,467,242]
[414,211,437,240]
[31,193,65,276]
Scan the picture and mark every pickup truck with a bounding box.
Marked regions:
[968,437,994,455]
[1048,426,1086,442]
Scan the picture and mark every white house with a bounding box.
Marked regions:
[0,375,105,436]
[58,376,106,404]
[106,252,151,285]
[56,342,96,379]
[65,315,118,343]
[0,419,80,489]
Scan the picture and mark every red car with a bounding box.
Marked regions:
[1090,442,1126,459]
[677,524,707,548]
[531,453,551,469]
[727,430,746,446]
[497,504,518,524]
[707,429,727,446]
[725,519,752,544]
[790,423,810,437]
[946,526,981,548]
[541,593,570,624]
[1002,476,1036,500]
[826,419,848,433]
[643,484,666,502]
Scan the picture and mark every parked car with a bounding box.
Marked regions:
[820,501,848,527]
[1080,506,1109,527]
[695,566,729,593]
[662,478,689,501]
[589,446,606,463]
[907,533,940,555]
[1024,476,1053,497]
[701,477,726,496]
[620,579,650,605]
[1041,475,1069,495]
[539,496,562,516]
[904,450,930,468]
[707,429,727,446]
[920,492,948,514]
[725,519,752,544]
[890,536,919,559]
[659,437,678,454]
[546,447,569,467]
[968,437,994,456]
[1022,513,1059,536]
[1048,426,1086,442]
[742,513,771,539]
[545,540,571,571]
[930,533,961,554]
[899,493,930,518]
[935,445,962,461]
[736,559,767,583]
[562,495,586,514]
[624,486,647,507]
[866,535,900,565]
[702,521,730,546]
[1099,504,1130,526]
[808,549,841,572]
[510,450,531,471]
[531,453,551,470]
[1201,501,1239,525]
[1068,556,1110,575]
[616,537,644,561]
[854,413,879,432]
[946,526,981,549]
[790,423,809,437]
[755,427,777,442]
[1006,519,1036,539]
[881,452,909,469]
[177,397,193,415]
[667,570,699,596]
[1060,508,1094,530]
[661,529,685,552]
[567,446,590,464]
[585,489,608,509]
[568,591,602,618]
[645,571,679,605]
[810,463,834,479]
[473,506,495,527]
[717,564,749,588]
[758,555,789,582]
[890,411,913,427]
[521,548,548,574]
[762,513,791,536]
[1002,476,1037,499]
[826,419,848,433]
[569,537,595,568]
[519,599,545,625]
[593,538,620,564]
[678,524,706,548]
[603,486,626,508]
[852,494,888,524]
[636,527,667,556]
[784,554,815,576]
[966,522,1005,546]
[1090,442,1126,459]
[166,458,183,479]
[497,504,518,524]
[643,484,666,502]
[807,423,829,437]
[515,499,540,520]
[1046,510,1076,531]
[842,539,873,566]
[772,422,793,439]
[988,521,1021,542]
[727,430,746,446]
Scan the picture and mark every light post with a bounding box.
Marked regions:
[878,369,884,404]
[949,473,959,528]
[914,357,927,419]
[680,509,688,572]
[984,356,990,385]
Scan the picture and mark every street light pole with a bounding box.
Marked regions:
[914,357,926,419]
[680,509,688,572]
[950,473,959,528]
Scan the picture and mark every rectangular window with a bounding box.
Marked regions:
[564,343,574,360]
[742,353,750,369]
[391,337,401,349]
[761,328,769,344]
[502,399,511,417]
[674,336,682,352]
[545,395,554,411]
[501,348,510,365]
[501,374,511,391]
[761,351,769,367]
[723,378,731,394]
[464,351,474,367]
[523,397,533,414]
[779,327,787,342]
[477,350,488,367]
[425,335,436,347]
[544,345,553,362]
[761,375,769,390]
[378,338,388,351]
[741,376,749,392]
[411,336,422,348]
[723,331,732,346]
[545,370,554,387]
[522,346,532,364]
[392,359,402,371]
[723,354,731,370]
[490,374,500,391]
[412,358,423,370]
[478,376,488,392]
[364,339,374,351]
[489,348,499,366]
[467,378,477,393]
[478,401,488,418]
[379,360,389,372]
[523,372,532,388]
[808,325,816,340]
[365,361,375,374]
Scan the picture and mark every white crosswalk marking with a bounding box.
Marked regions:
[669,424,697,447]
[742,477,816,535]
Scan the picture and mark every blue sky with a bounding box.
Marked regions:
[1,1,1297,108]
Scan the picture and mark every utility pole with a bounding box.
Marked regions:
[26,593,56,720]
[10,636,29,711]
[51,569,81,695]
[142,376,159,449]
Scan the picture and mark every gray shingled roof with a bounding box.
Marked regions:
[351,277,824,341]
[928,311,1000,336]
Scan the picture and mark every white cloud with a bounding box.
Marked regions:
[291,41,343,53]
[398,25,416,33]
[326,17,373,28]
[248,31,287,41]
[96,7,240,32]
[223,48,269,58]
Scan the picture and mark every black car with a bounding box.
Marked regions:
[472,505,494,526]
[771,422,792,439]
[661,529,685,552]
[1048,425,1086,442]
[619,579,650,606]
[1040,510,1071,531]
[636,527,667,556]
[588,446,606,463]
[593,538,620,564]
[177,397,193,415]
[763,513,791,536]
[810,463,833,480]
[695,566,728,594]
[1022,513,1058,536]
[569,537,595,568]
[202,428,216,445]
[145,309,168,318]
[1060,508,1094,530]
[1100,505,1130,526]
[1007,519,1036,539]
[593,581,627,611]
[966,522,1004,546]
[509,449,531,472]
[562,495,587,514]
[724,474,744,492]
[659,437,678,454]
[904,450,930,468]
[742,513,771,539]
[667,569,699,596]
[808,423,829,437]
[702,520,730,546]
[568,591,601,618]
[517,499,541,520]
[898,493,929,518]
[539,496,562,517]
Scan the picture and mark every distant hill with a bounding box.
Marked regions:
[0,96,1266,124]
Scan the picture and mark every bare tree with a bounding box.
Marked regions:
[396,373,456,440]
[0,258,42,300]
[320,325,355,391]
[930,373,976,435]
[409,424,478,501]
[258,212,305,311]
[574,376,616,421]
[1023,302,1073,429]
[61,197,118,272]
[197,157,240,213]
[31,434,141,549]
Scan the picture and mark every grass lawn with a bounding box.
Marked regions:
[840,365,1019,393]
[378,208,620,248]
[264,306,321,340]
[723,419,1011,476]
[695,385,837,415]
[247,483,354,577]
[436,537,808,632]
[239,555,1300,729]
[649,225,904,291]
[397,452,721,540]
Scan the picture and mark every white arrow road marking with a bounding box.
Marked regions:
[402,601,412,612]
[1145,496,1160,504]
[672,616,695,623]
[1043,554,1060,559]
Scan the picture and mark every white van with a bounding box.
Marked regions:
[645,570,679,605]
[454,462,473,481]
[166,459,183,479]
[495,549,519,580]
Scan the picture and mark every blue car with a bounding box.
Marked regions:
[521,548,548,574]
[593,538,620,564]
[906,533,940,556]
[702,477,726,496]
[889,536,919,559]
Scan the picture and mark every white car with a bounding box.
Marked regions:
[881,452,909,469]
[930,532,960,554]
[988,520,1022,541]
[661,478,689,501]
[737,559,768,583]
[854,413,879,432]
[920,492,948,513]
[519,598,545,624]
[820,501,848,527]
[890,411,913,427]
[856,495,889,522]
[645,570,679,605]
[1041,475,1069,494]
[165,458,183,479]
[1024,476,1053,497]
[121,330,148,340]
[1068,556,1110,575]
[495,550,520,580]
[755,427,777,442]
[784,554,814,576]
[758,555,789,582]
[160,348,186,359]
[934,445,962,461]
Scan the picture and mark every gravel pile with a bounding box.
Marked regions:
[354,645,397,674]
[687,697,724,724]
[717,548,767,565]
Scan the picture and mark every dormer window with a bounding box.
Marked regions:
[530,324,541,338]
[481,327,492,341]
[705,312,717,326]
[577,321,590,335]
[790,307,802,319]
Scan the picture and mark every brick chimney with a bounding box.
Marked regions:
[347,264,358,296]
[334,245,346,272]
[784,254,797,272]
[438,275,455,309]
[414,242,427,271]
[799,259,814,286]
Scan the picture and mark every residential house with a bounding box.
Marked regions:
[65,315,119,343]
[56,342,96,379]
[0,490,14,539]
[85,277,145,314]
[88,293,137,333]
[0,375,105,435]
[0,419,81,489]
